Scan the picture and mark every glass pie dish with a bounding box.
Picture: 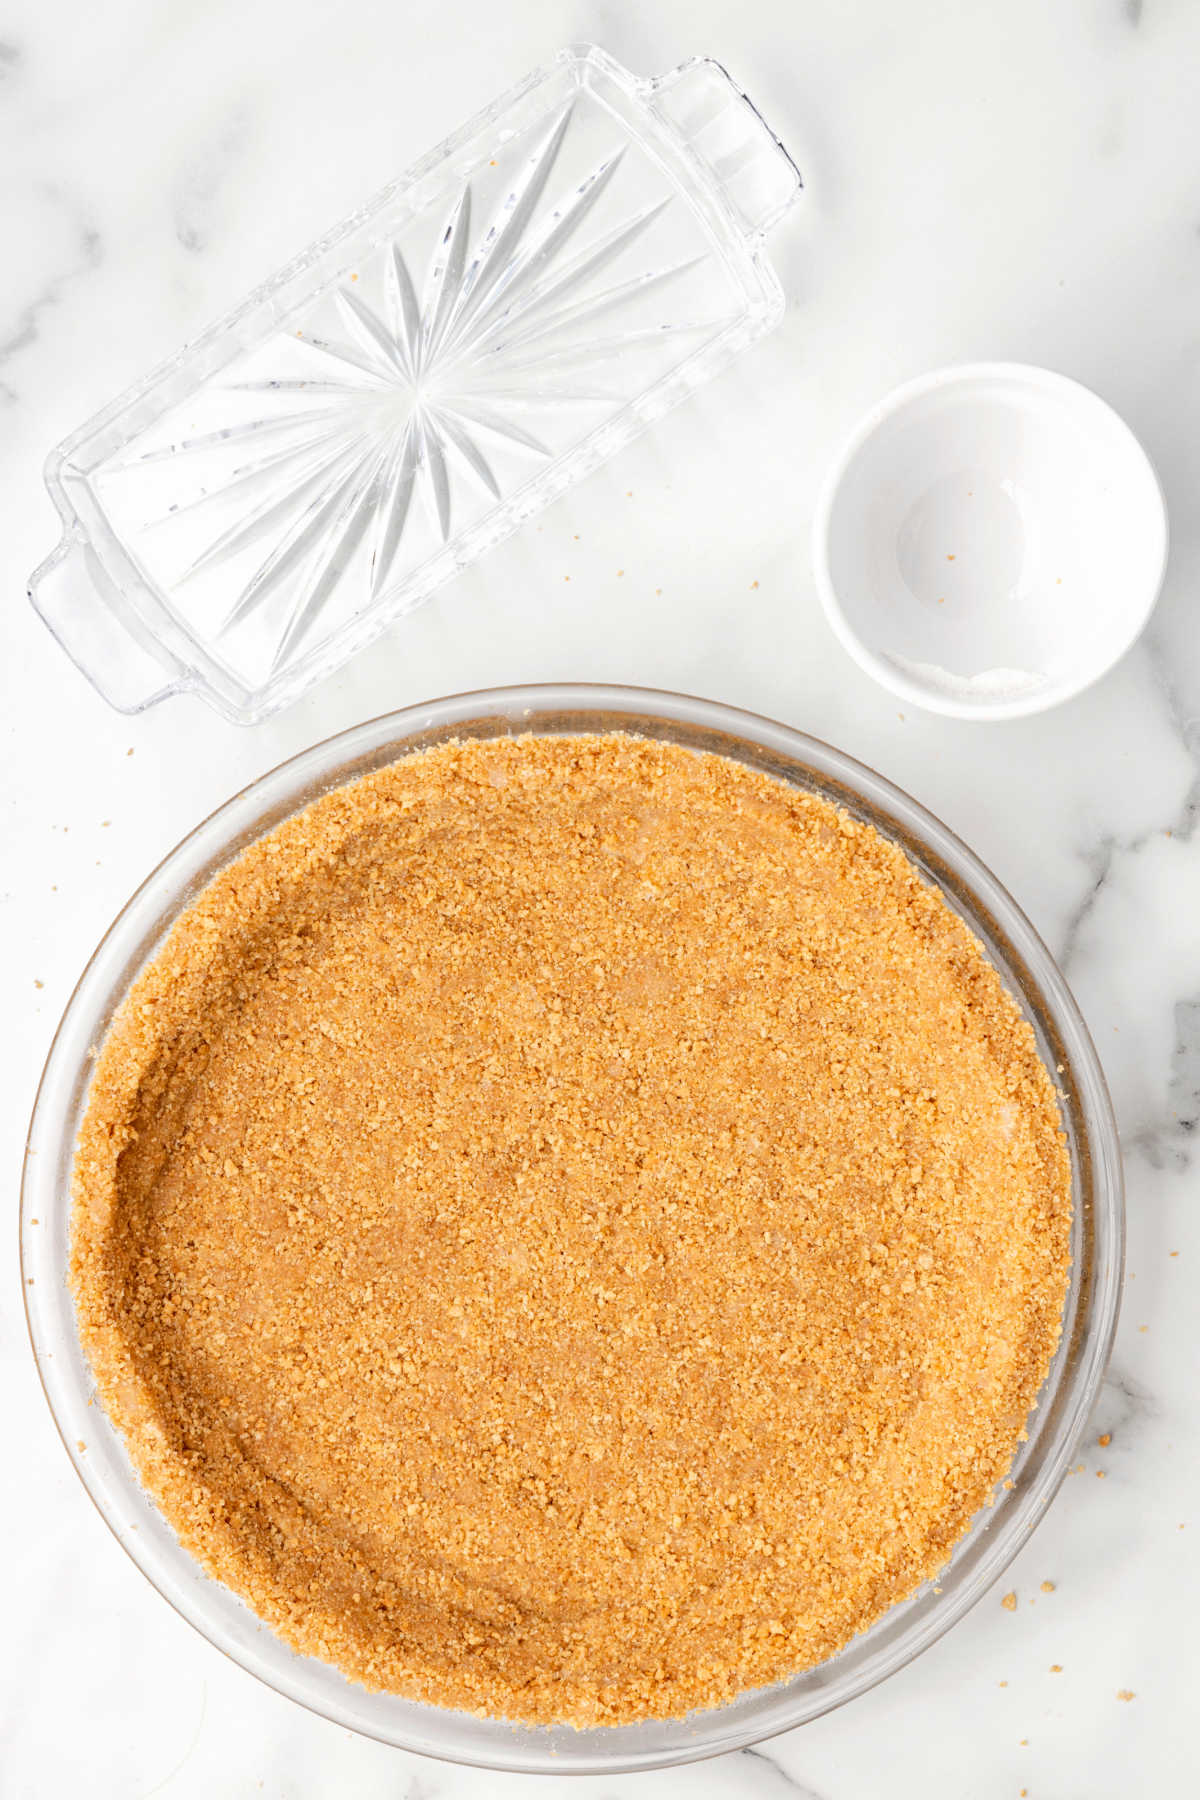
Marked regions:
[27,48,800,725]
[21,685,1122,1774]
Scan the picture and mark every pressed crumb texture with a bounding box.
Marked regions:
[71,734,1071,1726]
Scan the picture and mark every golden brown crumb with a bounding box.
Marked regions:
[1002,1592,1018,1612]
[1050,1663,1062,1672]
[70,735,1071,1726]
[1097,1470,1107,1479]
[1097,1433,1111,1447]
[1117,1689,1135,1702]
[1041,1580,1055,1593]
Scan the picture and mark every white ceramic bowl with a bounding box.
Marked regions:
[812,363,1168,720]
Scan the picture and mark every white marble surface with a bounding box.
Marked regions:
[3,0,1198,1792]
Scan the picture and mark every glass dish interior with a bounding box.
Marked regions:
[21,684,1123,1774]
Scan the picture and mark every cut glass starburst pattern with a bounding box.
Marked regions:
[52,50,797,719]
[95,99,744,687]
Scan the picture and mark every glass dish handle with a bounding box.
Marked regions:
[648,56,802,240]
[28,533,180,714]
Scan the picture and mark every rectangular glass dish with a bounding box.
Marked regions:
[29,45,801,724]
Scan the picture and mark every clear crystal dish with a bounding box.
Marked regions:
[21,685,1122,1774]
[27,48,800,724]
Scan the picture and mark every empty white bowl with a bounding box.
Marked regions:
[812,363,1168,720]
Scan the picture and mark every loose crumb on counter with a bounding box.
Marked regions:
[71,734,1072,1727]
[1002,1592,1018,1612]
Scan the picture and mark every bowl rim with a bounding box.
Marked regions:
[810,359,1170,720]
[20,680,1124,1773]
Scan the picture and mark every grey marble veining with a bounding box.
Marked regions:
[3,0,1199,1794]
[737,1745,828,1797]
